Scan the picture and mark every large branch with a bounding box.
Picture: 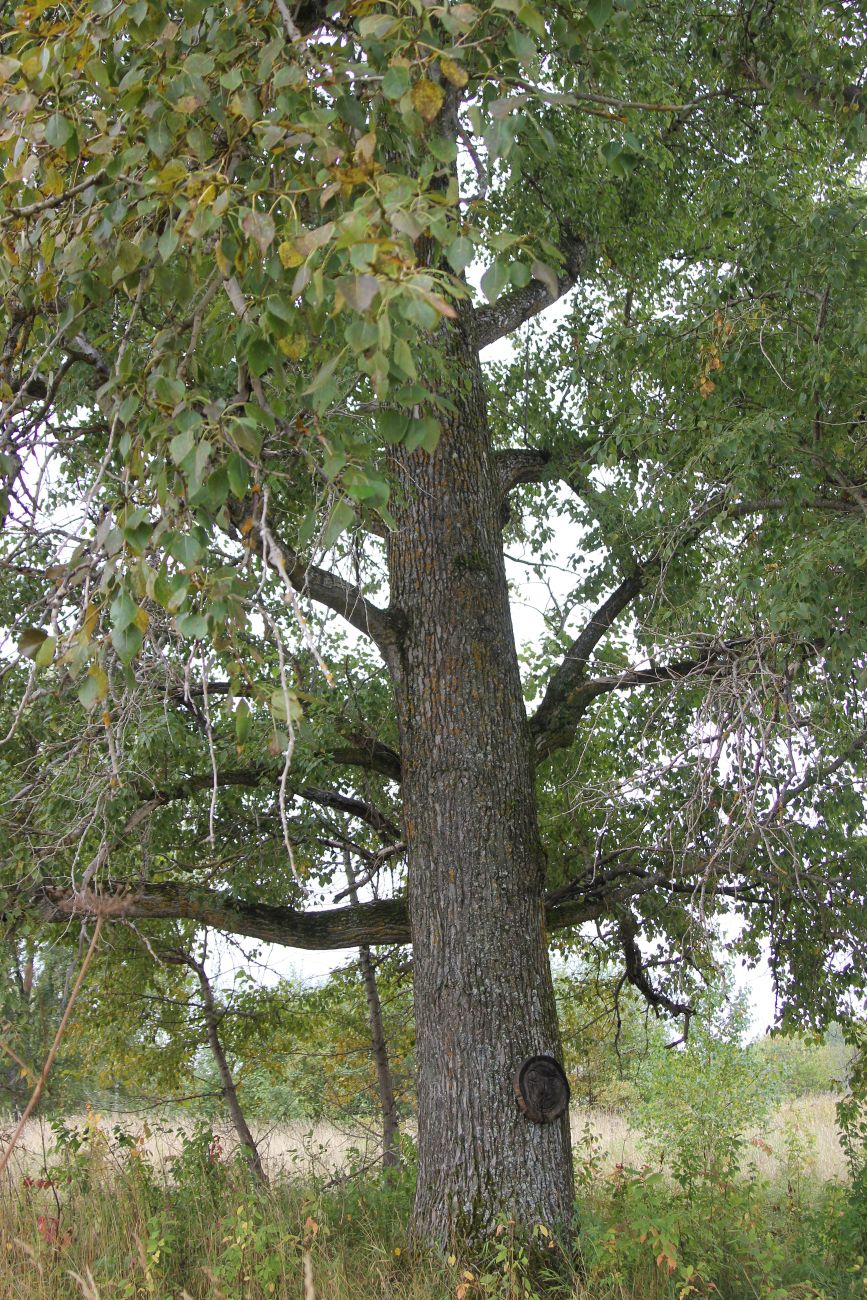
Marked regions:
[329,737,402,782]
[239,506,402,669]
[495,448,552,496]
[128,767,399,840]
[530,570,643,761]
[31,882,409,950]
[529,485,853,761]
[21,879,608,950]
[470,234,589,351]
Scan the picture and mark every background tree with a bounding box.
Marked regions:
[1,0,865,1246]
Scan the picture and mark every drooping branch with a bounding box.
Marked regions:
[617,911,693,1040]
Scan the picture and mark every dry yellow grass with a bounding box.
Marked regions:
[0,1093,846,1187]
[571,1092,846,1183]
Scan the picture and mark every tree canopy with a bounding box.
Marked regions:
[1,0,866,1243]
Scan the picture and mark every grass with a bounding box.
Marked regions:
[0,1096,863,1300]
[2,1094,847,1184]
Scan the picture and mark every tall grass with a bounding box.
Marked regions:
[0,1098,863,1299]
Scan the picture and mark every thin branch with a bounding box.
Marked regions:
[2,169,107,220]
[0,920,103,1179]
[126,767,400,840]
[234,501,401,664]
[529,485,851,760]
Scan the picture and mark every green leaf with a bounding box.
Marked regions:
[392,336,416,378]
[44,113,75,147]
[235,698,252,744]
[226,452,250,498]
[111,622,144,663]
[270,688,304,723]
[586,0,613,30]
[480,260,510,304]
[304,351,345,396]
[382,65,411,100]
[118,394,140,423]
[404,416,442,454]
[18,627,49,660]
[247,336,276,377]
[78,666,109,709]
[158,227,179,261]
[154,374,186,406]
[518,3,546,35]
[170,427,196,464]
[447,237,475,274]
[357,14,397,39]
[110,590,138,632]
[34,635,57,668]
[378,410,412,444]
[429,136,458,163]
[321,498,355,551]
[165,532,204,567]
[175,611,209,639]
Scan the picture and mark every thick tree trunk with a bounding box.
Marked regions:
[343,851,400,1169]
[389,315,574,1245]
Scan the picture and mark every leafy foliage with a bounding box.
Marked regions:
[1,1,866,1226]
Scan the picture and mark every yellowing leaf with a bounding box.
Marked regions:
[439,56,468,88]
[412,78,445,122]
[277,334,309,359]
[278,240,304,268]
[354,131,377,165]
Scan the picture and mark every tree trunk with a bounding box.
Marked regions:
[186,954,268,1186]
[388,314,574,1246]
[343,851,401,1169]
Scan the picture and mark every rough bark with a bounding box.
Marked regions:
[343,852,400,1169]
[24,878,606,948]
[388,312,574,1245]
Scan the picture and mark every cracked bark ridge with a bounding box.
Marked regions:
[514,1056,571,1124]
[388,307,574,1244]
